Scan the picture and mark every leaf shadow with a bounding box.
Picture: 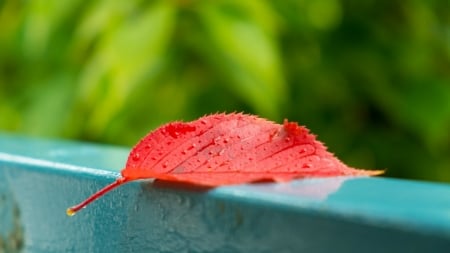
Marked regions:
[142,179,214,193]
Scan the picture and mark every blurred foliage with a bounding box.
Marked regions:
[0,0,449,182]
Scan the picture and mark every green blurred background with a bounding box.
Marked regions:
[0,0,449,182]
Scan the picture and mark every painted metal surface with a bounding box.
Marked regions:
[1,133,450,252]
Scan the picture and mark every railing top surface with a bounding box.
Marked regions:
[1,133,450,252]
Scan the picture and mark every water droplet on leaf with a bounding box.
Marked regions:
[132,153,140,161]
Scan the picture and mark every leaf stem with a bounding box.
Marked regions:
[66,177,128,216]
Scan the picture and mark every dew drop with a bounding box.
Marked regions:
[172,195,183,204]
[181,150,187,155]
[302,163,312,169]
[132,153,140,161]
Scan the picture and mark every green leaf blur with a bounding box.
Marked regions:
[0,0,449,182]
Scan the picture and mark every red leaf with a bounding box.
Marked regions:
[67,113,382,215]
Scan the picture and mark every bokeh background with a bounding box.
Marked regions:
[0,0,449,182]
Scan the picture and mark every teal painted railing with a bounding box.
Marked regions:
[1,133,450,252]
